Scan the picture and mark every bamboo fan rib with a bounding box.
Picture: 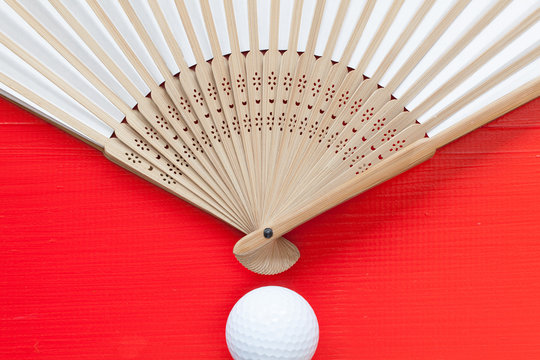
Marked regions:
[0,0,538,275]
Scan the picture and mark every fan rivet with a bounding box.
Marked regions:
[263,228,273,239]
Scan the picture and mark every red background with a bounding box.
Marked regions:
[1,97,539,359]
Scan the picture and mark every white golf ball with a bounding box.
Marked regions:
[226,286,319,360]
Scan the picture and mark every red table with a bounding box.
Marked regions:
[1,97,539,359]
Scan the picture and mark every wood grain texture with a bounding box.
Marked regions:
[0,97,539,359]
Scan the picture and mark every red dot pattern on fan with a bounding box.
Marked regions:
[324,84,336,103]
[390,140,406,152]
[125,152,142,165]
[232,115,240,135]
[350,99,363,115]
[267,71,277,91]
[251,72,262,130]
[233,73,251,133]
[133,138,150,152]
[159,172,178,185]
[282,72,292,91]
[277,110,286,132]
[209,124,220,142]
[166,162,182,176]
[144,126,159,140]
[192,89,205,105]
[219,79,230,97]
[337,91,350,109]
[311,78,322,97]
[154,115,170,130]
[194,133,208,151]
[177,95,191,113]
[266,111,273,130]
[361,107,374,123]
[236,74,246,94]
[180,144,196,161]
[252,73,261,92]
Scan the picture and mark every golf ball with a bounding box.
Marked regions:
[226,286,319,360]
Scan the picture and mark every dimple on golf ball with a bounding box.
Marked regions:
[226,286,319,360]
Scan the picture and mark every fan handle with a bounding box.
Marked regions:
[234,137,436,274]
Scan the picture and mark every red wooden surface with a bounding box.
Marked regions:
[0,97,539,359]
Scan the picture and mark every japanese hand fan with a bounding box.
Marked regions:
[0,0,538,275]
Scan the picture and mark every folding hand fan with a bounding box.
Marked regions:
[0,0,538,275]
